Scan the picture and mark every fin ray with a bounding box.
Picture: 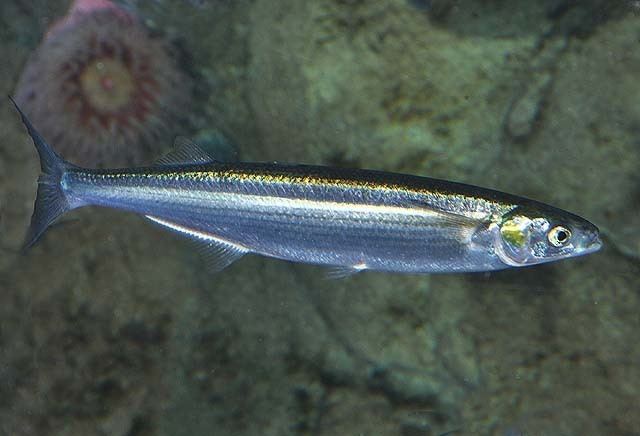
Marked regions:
[155,133,237,166]
[400,198,488,241]
[10,96,73,249]
[156,137,215,166]
[325,264,366,279]
[144,215,248,272]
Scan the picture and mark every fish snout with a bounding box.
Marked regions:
[580,226,602,254]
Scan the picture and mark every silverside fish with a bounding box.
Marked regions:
[12,99,601,276]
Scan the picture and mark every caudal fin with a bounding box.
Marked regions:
[10,96,73,249]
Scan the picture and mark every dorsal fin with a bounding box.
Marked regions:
[155,137,216,166]
[155,130,238,166]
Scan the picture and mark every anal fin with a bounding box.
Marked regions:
[145,215,248,272]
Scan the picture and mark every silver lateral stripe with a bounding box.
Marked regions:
[243,195,441,217]
[122,186,481,224]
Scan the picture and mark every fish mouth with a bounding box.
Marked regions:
[588,238,603,252]
[582,231,603,254]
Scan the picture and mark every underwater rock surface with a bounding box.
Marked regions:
[0,0,638,435]
[248,0,530,181]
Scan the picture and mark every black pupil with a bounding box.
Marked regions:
[556,229,568,242]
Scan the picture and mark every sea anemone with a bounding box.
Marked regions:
[14,0,190,167]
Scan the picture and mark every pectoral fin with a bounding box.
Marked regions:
[401,198,489,242]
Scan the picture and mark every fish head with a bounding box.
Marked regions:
[494,204,602,267]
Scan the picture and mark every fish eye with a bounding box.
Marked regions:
[548,226,571,247]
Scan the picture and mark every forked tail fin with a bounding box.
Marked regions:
[10,97,73,249]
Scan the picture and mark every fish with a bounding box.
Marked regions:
[12,98,601,275]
